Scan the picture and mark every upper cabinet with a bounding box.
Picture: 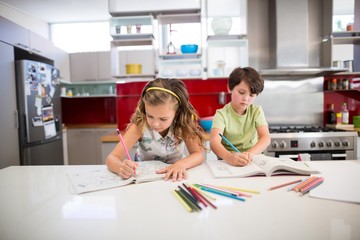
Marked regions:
[0,16,70,82]
[157,13,203,79]
[205,0,248,78]
[323,0,359,72]
[109,16,156,79]
[107,0,249,80]
[70,51,112,82]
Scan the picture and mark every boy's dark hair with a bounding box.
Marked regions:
[228,67,264,95]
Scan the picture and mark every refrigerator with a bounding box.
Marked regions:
[15,59,64,165]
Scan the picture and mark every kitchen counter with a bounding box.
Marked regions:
[64,124,117,129]
[0,161,359,240]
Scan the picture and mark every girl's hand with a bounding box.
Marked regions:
[117,159,138,179]
[226,152,251,166]
[156,162,188,182]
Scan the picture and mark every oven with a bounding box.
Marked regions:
[263,126,358,161]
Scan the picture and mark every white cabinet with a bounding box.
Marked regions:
[157,13,204,79]
[70,51,111,82]
[110,16,156,79]
[67,128,114,165]
[0,41,20,169]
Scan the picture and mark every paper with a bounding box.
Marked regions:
[67,161,169,194]
[309,161,360,204]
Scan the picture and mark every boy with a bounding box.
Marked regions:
[210,67,271,166]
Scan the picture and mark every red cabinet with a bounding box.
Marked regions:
[116,79,230,130]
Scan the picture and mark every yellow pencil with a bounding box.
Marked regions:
[218,185,260,194]
[191,184,217,200]
[172,190,192,212]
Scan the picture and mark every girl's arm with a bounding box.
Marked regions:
[247,125,271,156]
[106,124,142,178]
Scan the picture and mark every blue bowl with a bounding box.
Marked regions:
[199,117,213,132]
[180,44,198,54]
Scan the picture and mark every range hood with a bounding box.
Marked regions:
[258,0,347,77]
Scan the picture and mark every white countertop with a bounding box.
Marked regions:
[0,161,359,240]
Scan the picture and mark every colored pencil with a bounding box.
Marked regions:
[268,179,302,191]
[182,183,200,203]
[201,183,252,197]
[173,190,192,212]
[187,186,208,207]
[116,129,132,161]
[300,177,324,194]
[219,133,240,153]
[191,186,217,209]
[176,189,199,212]
[191,185,217,200]
[218,185,260,194]
[196,185,246,202]
[293,176,318,192]
[178,186,202,211]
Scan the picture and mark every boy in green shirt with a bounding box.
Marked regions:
[210,67,271,166]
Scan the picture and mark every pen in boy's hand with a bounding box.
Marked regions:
[219,133,240,153]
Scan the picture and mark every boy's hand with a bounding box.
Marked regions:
[226,152,252,166]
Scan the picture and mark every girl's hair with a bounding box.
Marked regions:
[228,67,264,95]
[130,78,205,148]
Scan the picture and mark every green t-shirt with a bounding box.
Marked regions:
[212,103,268,152]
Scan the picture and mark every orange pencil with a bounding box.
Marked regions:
[293,177,318,192]
[268,179,302,191]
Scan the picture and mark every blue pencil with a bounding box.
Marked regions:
[198,186,245,202]
[219,133,240,153]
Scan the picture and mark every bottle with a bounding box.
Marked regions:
[326,104,336,124]
[336,112,342,124]
[341,102,349,124]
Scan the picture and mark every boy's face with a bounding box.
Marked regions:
[144,101,177,136]
[228,81,257,115]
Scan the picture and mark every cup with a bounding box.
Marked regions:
[126,25,132,34]
[136,24,141,34]
[115,25,121,34]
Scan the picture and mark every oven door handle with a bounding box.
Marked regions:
[278,154,299,159]
[331,153,347,158]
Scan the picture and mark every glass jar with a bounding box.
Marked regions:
[329,78,337,91]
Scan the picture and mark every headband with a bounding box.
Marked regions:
[146,87,181,103]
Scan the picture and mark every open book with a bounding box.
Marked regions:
[207,154,320,178]
[67,161,169,194]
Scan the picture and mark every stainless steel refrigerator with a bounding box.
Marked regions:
[15,59,63,165]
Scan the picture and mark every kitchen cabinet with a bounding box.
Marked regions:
[67,128,115,165]
[322,0,359,71]
[157,13,204,79]
[0,41,20,169]
[206,35,248,78]
[0,16,70,82]
[110,16,156,78]
[70,51,111,82]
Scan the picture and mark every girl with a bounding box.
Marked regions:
[106,78,205,181]
[210,67,271,166]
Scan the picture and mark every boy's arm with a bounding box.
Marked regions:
[247,125,271,156]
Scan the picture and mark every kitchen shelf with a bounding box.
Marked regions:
[331,31,360,44]
[157,13,201,24]
[159,53,201,60]
[111,35,154,47]
[325,89,360,101]
[62,94,117,98]
[207,34,247,41]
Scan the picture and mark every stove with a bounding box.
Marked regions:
[264,125,358,160]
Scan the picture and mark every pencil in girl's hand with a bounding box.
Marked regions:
[116,129,132,161]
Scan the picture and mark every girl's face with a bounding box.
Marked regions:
[144,101,177,136]
[228,80,257,115]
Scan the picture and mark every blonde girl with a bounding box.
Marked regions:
[106,78,205,181]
